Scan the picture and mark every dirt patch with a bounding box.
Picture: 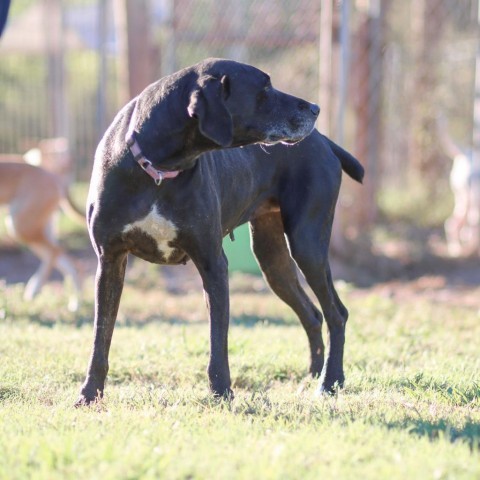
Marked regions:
[330,235,480,308]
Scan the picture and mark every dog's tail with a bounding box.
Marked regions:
[60,189,86,225]
[325,137,365,184]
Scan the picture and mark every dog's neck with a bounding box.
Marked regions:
[125,91,210,173]
[125,130,182,186]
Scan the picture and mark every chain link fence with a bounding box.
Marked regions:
[1,0,479,230]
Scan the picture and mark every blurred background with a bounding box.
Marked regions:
[1,0,480,289]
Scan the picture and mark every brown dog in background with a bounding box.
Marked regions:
[0,139,83,310]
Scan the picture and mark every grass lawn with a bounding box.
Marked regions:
[0,262,478,480]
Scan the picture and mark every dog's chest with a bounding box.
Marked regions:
[122,206,178,260]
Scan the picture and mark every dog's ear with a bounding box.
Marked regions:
[187,75,233,147]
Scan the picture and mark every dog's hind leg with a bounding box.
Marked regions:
[54,252,81,312]
[284,217,348,394]
[43,214,81,310]
[250,213,325,377]
[6,213,57,300]
[23,243,56,300]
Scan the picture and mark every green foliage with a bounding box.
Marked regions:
[0,269,479,479]
[9,0,35,17]
[378,178,453,228]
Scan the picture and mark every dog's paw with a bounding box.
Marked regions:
[74,389,103,408]
[67,296,79,313]
[211,386,234,402]
[309,356,324,379]
[315,375,345,397]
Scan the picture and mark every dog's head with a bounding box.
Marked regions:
[187,59,320,148]
[132,58,319,169]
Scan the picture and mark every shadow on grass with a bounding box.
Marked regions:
[24,311,297,329]
[231,313,297,328]
[0,385,24,403]
[114,313,296,328]
[347,373,480,450]
[399,373,480,406]
[14,311,95,329]
[386,417,480,451]
[29,314,300,329]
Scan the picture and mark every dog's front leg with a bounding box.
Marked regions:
[75,252,128,406]
[193,250,232,398]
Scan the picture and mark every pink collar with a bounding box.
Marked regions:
[126,131,182,186]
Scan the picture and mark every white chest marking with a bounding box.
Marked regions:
[123,205,178,259]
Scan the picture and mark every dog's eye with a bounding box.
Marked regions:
[257,84,271,104]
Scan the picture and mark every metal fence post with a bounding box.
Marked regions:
[337,0,350,146]
[470,0,480,247]
[318,0,333,136]
[97,0,109,137]
[44,0,68,140]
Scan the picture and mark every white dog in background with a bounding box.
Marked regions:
[439,121,480,256]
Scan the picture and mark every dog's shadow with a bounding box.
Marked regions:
[109,312,296,329]
[385,417,479,450]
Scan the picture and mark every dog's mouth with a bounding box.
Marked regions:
[261,120,315,146]
[281,137,304,145]
[261,133,307,146]
[237,121,315,148]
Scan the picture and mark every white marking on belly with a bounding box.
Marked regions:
[123,205,177,259]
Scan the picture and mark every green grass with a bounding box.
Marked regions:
[0,269,479,480]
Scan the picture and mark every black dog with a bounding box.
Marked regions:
[76,58,363,405]
[0,0,10,37]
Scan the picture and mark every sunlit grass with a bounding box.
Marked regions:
[0,267,479,479]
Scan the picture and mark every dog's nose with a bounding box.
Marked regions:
[310,104,320,117]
